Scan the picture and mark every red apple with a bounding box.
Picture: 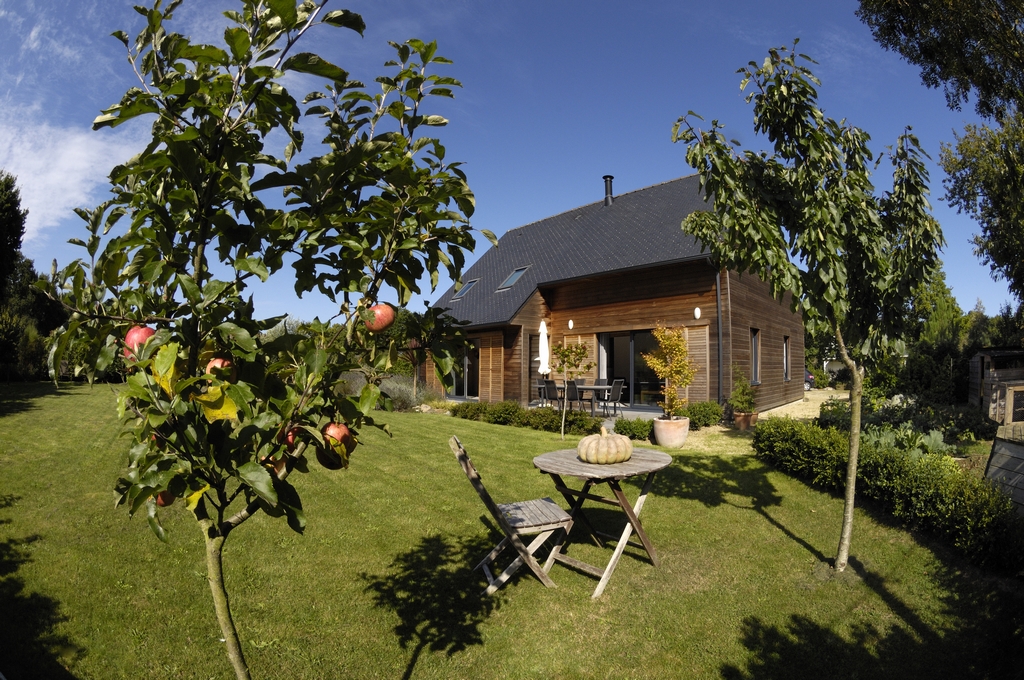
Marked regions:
[277,426,301,451]
[124,325,155,359]
[364,304,396,333]
[155,490,175,507]
[206,357,238,383]
[323,422,356,455]
[263,454,288,478]
[316,447,345,470]
[318,422,356,470]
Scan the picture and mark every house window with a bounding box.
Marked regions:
[451,278,478,300]
[497,266,529,290]
[783,336,790,382]
[751,328,761,384]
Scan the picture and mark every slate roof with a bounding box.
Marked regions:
[433,174,710,327]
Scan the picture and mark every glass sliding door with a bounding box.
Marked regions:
[450,340,480,398]
[632,330,662,407]
[599,330,662,408]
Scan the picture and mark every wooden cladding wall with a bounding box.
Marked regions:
[681,325,709,404]
[551,333,599,383]
[510,291,550,406]
[724,272,804,411]
[476,332,504,403]
[543,261,718,313]
[503,327,522,403]
[544,262,721,402]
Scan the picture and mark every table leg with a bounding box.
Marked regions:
[608,476,659,566]
[548,474,604,548]
[591,471,659,598]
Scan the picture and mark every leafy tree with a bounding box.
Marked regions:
[856,0,1024,120]
[0,170,28,304]
[856,2,1024,309]
[373,306,468,399]
[641,325,696,418]
[45,2,489,678]
[551,341,594,439]
[910,266,964,349]
[941,113,1024,302]
[673,44,942,572]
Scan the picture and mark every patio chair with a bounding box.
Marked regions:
[598,379,625,417]
[565,380,594,413]
[544,379,563,410]
[450,436,572,595]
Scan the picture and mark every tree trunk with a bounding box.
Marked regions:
[833,327,864,572]
[201,521,250,680]
[412,366,418,401]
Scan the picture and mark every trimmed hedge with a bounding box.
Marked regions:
[682,401,724,430]
[614,417,654,441]
[753,417,1024,572]
[449,401,601,436]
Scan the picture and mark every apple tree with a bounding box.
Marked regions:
[44,1,490,678]
[672,43,942,572]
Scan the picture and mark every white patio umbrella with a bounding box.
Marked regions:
[537,321,551,376]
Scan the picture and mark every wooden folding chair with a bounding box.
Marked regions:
[450,435,573,595]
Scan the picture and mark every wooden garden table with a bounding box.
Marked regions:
[532,448,672,598]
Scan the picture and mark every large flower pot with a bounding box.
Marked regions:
[652,416,690,448]
[733,411,758,431]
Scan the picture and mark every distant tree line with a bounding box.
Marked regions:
[0,171,68,381]
[806,261,1024,404]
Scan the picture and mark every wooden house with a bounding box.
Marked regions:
[424,175,806,412]
[970,349,1024,425]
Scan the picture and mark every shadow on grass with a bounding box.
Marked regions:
[361,534,499,680]
[0,496,85,678]
[0,381,63,419]
[721,557,1024,680]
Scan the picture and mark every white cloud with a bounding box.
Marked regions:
[0,116,144,244]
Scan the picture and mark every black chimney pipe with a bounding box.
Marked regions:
[603,175,614,206]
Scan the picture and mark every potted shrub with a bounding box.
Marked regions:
[729,364,758,430]
[642,325,697,448]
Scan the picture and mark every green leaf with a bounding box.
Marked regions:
[147,501,169,543]
[266,0,298,28]
[304,347,327,376]
[282,52,348,82]
[215,322,258,354]
[322,9,365,34]
[357,384,381,416]
[238,462,278,506]
[234,256,270,282]
[224,26,251,62]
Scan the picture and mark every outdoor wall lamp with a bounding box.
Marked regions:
[568,319,574,330]
[694,307,702,319]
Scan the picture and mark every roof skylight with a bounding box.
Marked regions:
[497,266,529,291]
[451,278,478,300]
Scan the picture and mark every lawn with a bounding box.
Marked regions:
[1,383,1022,679]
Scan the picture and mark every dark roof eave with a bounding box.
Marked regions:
[448,254,714,330]
[534,253,712,288]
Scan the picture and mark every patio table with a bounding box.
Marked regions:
[577,384,611,416]
[533,448,672,597]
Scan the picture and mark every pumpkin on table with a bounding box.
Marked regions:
[577,427,633,464]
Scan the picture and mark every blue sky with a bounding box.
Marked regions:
[0,0,1013,322]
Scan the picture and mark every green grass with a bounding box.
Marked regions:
[1,383,1023,679]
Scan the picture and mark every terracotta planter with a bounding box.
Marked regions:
[733,411,758,431]
[652,416,690,448]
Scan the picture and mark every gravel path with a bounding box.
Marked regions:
[761,389,849,421]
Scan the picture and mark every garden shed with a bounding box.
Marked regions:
[986,430,1024,515]
[969,348,1024,425]
[424,174,806,412]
